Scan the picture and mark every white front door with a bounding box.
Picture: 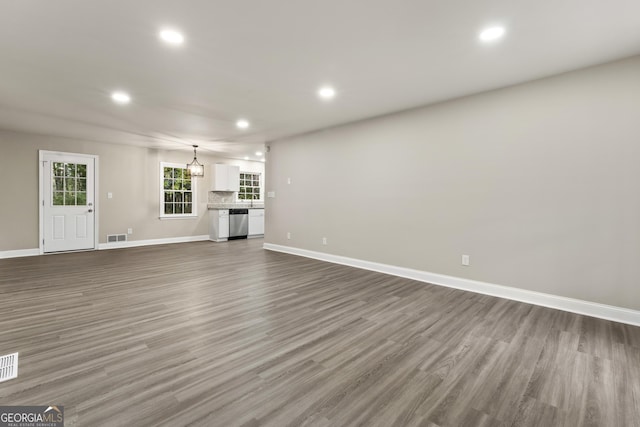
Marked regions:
[41,152,96,253]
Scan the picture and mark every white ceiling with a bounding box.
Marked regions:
[1,0,639,160]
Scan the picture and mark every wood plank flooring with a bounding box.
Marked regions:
[1,239,639,426]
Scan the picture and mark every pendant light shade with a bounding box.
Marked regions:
[186,145,204,177]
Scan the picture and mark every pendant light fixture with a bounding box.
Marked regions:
[186,145,204,177]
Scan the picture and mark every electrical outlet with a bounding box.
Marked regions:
[322,237,328,245]
[127,228,133,235]
[287,177,291,184]
[462,254,470,266]
[107,192,113,199]
[287,232,291,240]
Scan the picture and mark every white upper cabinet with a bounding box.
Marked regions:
[227,165,240,191]
[211,164,240,192]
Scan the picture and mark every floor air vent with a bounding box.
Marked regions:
[0,353,18,383]
[107,234,127,243]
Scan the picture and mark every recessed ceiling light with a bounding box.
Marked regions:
[318,86,336,100]
[244,156,249,160]
[255,151,263,156]
[261,158,266,162]
[159,29,184,45]
[236,119,250,129]
[479,26,505,42]
[111,91,131,104]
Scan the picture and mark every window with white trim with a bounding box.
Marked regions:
[238,172,262,201]
[160,162,197,218]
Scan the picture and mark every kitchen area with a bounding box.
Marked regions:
[208,163,265,242]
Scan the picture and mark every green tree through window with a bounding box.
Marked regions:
[161,163,196,217]
[52,162,87,206]
[238,172,261,200]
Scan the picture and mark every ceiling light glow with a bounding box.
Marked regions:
[255,151,263,156]
[236,119,250,129]
[479,26,505,42]
[318,86,336,100]
[111,91,131,104]
[160,29,185,45]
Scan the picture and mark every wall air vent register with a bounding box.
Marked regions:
[0,352,18,383]
[107,234,127,243]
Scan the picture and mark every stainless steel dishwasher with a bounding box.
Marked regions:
[228,209,249,240]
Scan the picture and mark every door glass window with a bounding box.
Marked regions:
[52,162,87,206]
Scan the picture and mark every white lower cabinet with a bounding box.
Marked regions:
[248,209,265,236]
[209,209,229,242]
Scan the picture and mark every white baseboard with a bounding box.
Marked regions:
[263,243,640,327]
[1,235,211,258]
[0,248,40,259]
[98,235,210,250]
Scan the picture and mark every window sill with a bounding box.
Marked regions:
[159,215,198,220]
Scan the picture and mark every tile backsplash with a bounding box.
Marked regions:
[208,191,235,204]
[208,191,264,208]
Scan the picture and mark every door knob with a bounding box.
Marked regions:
[88,209,93,213]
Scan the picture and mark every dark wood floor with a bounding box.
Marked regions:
[1,239,639,426]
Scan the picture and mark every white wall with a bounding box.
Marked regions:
[265,55,640,311]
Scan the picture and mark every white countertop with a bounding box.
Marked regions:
[207,203,264,210]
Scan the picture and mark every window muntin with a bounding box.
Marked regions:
[238,172,261,200]
[161,163,196,217]
[52,162,87,206]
